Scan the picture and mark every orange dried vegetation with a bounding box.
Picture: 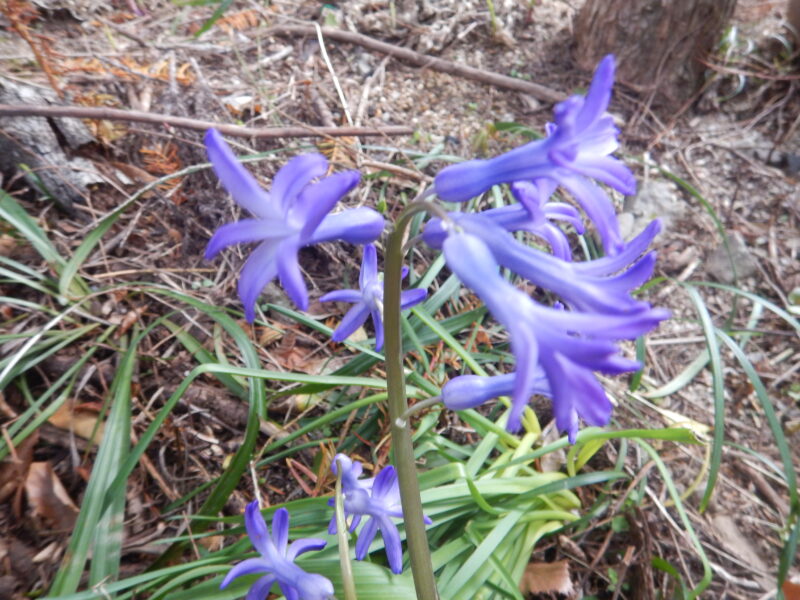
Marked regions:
[216,9,261,33]
[139,142,186,204]
[0,0,63,96]
[62,56,195,86]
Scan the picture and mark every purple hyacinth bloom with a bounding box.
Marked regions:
[441,371,549,412]
[320,244,427,351]
[221,502,333,600]
[505,180,584,260]
[328,454,431,574]
[440,230,668,440]
[433,55,632,255]
[424,212,661,318]
[203,129,385,321]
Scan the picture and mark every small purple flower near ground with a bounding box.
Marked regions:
[328,454,432,574]
[203,129,385,321]
[221,502,333,600]
[320,244,427,350]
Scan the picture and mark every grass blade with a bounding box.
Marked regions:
[685,286,725,512]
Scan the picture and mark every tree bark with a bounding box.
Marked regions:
[574,0,737,108]
[789,0,800,42]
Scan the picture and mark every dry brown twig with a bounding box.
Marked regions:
[0,104,413,138]
[264,25,566,104]
[0,0,63,97]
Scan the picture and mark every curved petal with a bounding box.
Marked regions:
[359,244,378,289]
[271,153,328,214]
[238,240,281,322]
[331,303,370,343]
[371,465,398,500]
[576,54,615,132]
[244,501,271,556]
[506,322,539,432]
[542,202,585,232]
[544,353,612,442]
[575,220,660,277]
[569,155,636,196]
[556,174,623,255]
[399,288,427,310]
[204,130,275,219]
[271,507,289,555]
[327,513,337,535]
[537,222,573,260]
[319,289,362,304]
[278,581,299,600]
[348,514,362,533]
[286,537,328,561]
[244,574,277,600]
[377,516,403,574]
[308,207,385,245]
[277,243,309,310]
[355,517,379,560]
[220,558,272,589]
[294,171,361,238]
[370,307,384,351]
[205,219,291,260]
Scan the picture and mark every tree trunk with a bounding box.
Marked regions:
[789,0,800,42]
[574,0,737,108]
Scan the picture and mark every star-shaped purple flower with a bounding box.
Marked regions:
[328,454,431,574]
[320,244,427,351]
[433,55,632,255]
[203,129,385,321]
[221,502,333,600]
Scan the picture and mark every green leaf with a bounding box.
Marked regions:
[0,189,65,268]
[685,287,724,513]
[49,330,138,593]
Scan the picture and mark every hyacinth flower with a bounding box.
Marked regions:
[440,230,668,439]
[203,129,385,321]
[328,454,432,574]
[221,502,333,600]
[433,55,631,255]
[320,244,427,350]
[424,212,661,317]
[463,180,585,260]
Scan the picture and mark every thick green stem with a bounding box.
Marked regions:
[384,199,443,600]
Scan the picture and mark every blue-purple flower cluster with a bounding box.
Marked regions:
[204,55,666,444]
[221,456,430,600]
[424,55,668,441]
[210,54,668,600]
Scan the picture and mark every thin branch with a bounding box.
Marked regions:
[0,104,413,138]
[265,25,566,104]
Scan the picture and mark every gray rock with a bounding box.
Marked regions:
[619,179,685,240]
[705,232,759,284]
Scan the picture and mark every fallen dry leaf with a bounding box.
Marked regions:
[710,513,771,591]
[784,581,800,600]
[47,401,105,443]
[0,433,37,511]
[25,461,79,531]
[519,560,574,596]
